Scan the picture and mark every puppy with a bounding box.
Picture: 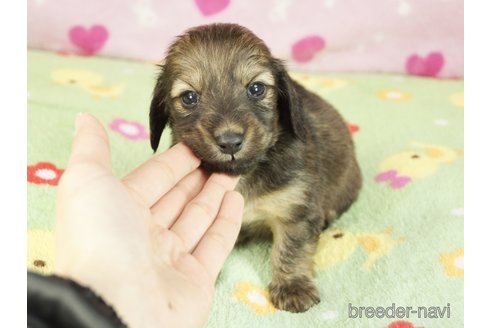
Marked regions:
[149,23,362,313]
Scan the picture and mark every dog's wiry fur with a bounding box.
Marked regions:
[150,23,362,313]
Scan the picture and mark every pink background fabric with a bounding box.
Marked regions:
[27,0,463,78]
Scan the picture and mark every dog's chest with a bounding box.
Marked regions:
[236,178,307,224]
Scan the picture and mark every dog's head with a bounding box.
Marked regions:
[150,23,306,175]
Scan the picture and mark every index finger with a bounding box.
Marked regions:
[122,143,201,207]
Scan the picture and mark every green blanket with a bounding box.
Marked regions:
[27,50,464,327]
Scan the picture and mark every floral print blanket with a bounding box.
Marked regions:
[27,50,463,328]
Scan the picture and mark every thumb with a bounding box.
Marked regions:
[67,113,112,171]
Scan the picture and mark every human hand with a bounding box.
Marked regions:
[55,113,244,328]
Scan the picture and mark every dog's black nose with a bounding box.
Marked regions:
[216,132,244,155]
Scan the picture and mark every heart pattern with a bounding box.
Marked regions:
[195,0,230,16]
[405,52,444,77]
[29,1,462,78]
[291,35,326,63]
[69,25,109,55]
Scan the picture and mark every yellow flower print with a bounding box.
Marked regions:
[440,248,464,277]
[449,91,464,108]
[234,282,276,314]
[377,89,412,101]
[320,78,348,90]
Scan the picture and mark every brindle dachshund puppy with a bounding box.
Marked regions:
[149,23,362,313]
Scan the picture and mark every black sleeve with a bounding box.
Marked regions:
[27,271,127,328]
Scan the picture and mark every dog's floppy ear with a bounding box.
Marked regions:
[272,59,307,142]
[149,69,170,152]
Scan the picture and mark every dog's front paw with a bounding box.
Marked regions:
[269,277,320,313]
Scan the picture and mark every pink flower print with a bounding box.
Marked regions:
[375,170,412,189]
[110,118,149,140]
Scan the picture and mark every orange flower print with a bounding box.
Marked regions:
[440,248,464,277]
[234,282,276,314]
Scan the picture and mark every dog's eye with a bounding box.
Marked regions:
[181,91,199,106]
[247,82,266,98]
